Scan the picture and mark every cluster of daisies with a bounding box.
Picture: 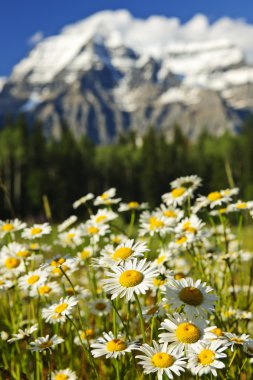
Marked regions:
[0,175,252,379]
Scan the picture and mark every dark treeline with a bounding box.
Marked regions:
[1,115,253,220]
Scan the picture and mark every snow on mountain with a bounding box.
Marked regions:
[2,10,253,142]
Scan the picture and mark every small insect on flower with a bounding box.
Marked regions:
[91,331,137,359]
[22,223,52,239]
[136,341,186,380]
[187,341,227,377]
[163,278,217,317]
[42,296,78,324]
[159,313,216,354]
[8,324,38,343]
[30,334,64,352]
[52,368,77,380]
[102,258,158,301]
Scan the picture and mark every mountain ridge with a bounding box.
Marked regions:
[1,10,253,142]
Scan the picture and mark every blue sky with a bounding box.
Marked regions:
[1,0,253,76]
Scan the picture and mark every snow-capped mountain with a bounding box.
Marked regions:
[1,10,253,142]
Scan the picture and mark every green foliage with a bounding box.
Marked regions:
[1,116,253,219]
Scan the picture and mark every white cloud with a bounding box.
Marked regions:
[62,10,253,62]
[28,31,44,46]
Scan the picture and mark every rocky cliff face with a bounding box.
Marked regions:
[1,10,253,142]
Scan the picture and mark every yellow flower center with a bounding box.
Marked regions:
[163,210,176,218]
[51,258,65,267]
[152,352,174,368]
[31,227,42,235]
[230,337,245,344]
[17,250,30,258]
[153,278,165,287]
[149,217,165,230]
[2,223,14,232]
[39,340,52,349]
[95,302,106,311]
[4,257,20,269]
[179,287,203,306]
[236,202,247,209]
[106,339,126,352]
[101,192,109,200]
[176,236,187,245]
[172,187,186,198]
[174,272,185,280]
[156,255,166,265]
[198,349,215,366]
[55,374,68,380]
[80,250,90,259]
[54,303,68,314]
[119,270,144,287]
[113,247,133,260]
[38,285,51,295]
[80,329,94,340]
[211,328,223,337]
[208,192,222,202]
[219,208,227,214]
[128,201,140,209]
[27,275,40,285]
[176,323,201,343]
[112,236,121,244]
[183,221,197,234]
[87,226,99,235]
[66,233,75,241]
[95,215,107,223]
[30,243,39,250]
[52,265,69,276]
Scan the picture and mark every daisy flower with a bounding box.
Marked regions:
[58,215,78,232]
[0,252,25,277]
[77,246,93,262]
[175,215,205,238]
[42,296,78,324]
[31,281,61,297]
[82,222,109,243]
[118,201,148,212]
[73,193,94,209]
[157,205,184,226]
[30,334,64,352]
[163,278,217,317]
[91,331,137,359]
[193,188,239,212]
[89,298,112,317]
[102,258,158,301]
[1,242,32,260]
[230,200,253,212]
[224,333,250,351]
[170,175,202,193]
[0,277,13,291]
[44,256,79,277]
[136,341,186,380]
[52,368,77,380]
[139,211,171,237]
[187,340,227,377]
[90,209,118,225]
[58,227,83,247]
[94,188,121,206]
[98,239,148,267]
[159,313,216,354]
[18,269,48,293]
[7,324,38,343]
[0,219,26,237]
[162,187,190,207]
[22,223,52,239]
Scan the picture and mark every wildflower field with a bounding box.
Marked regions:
[0,175,252,380]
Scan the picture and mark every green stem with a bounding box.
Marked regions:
[134,293,146,343]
